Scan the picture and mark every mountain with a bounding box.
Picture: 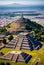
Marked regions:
[9,3,23,7]
[0,3,24,7]
[0,3,44,11]
[0,3,44,7]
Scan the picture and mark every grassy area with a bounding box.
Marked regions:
[0,48,13,54]
[39,42,44,65]
[40,53,44,64]
[0,42,44,65]
[13,35,17,39]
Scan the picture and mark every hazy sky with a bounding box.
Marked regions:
[0,0,44,5]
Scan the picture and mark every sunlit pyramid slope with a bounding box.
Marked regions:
[2,51,32,63]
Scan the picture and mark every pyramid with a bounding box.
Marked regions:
[2,51,32,63]
[5,32,42,51]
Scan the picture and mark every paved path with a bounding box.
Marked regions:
[12,54,18,62]
[15,36,23,50]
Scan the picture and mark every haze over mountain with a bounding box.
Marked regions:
[0,3,44,11]
[0,3,24,7]
[0,2,44,7]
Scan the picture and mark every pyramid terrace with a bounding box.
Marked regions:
[2,51,32,63]
[5,32,42,51]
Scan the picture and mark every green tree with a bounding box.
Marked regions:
[6,62,10,65]
[35,34,41,40]
[25,24,32,30]
[0,62,5,65]
[8,35,13,41]
[6,24,10,28]
[0,27,7,32]
[2,39,7,44]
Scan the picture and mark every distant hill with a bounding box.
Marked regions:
[0,3,44,7]
[0,3,24,7]
[9,3,23,7]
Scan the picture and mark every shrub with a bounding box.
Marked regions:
[0,62,5,65]
[0,27,7,32]
[8,35,13,41]
[2,39,7,44]
[6,62,10,65]
[25,24,32,30]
